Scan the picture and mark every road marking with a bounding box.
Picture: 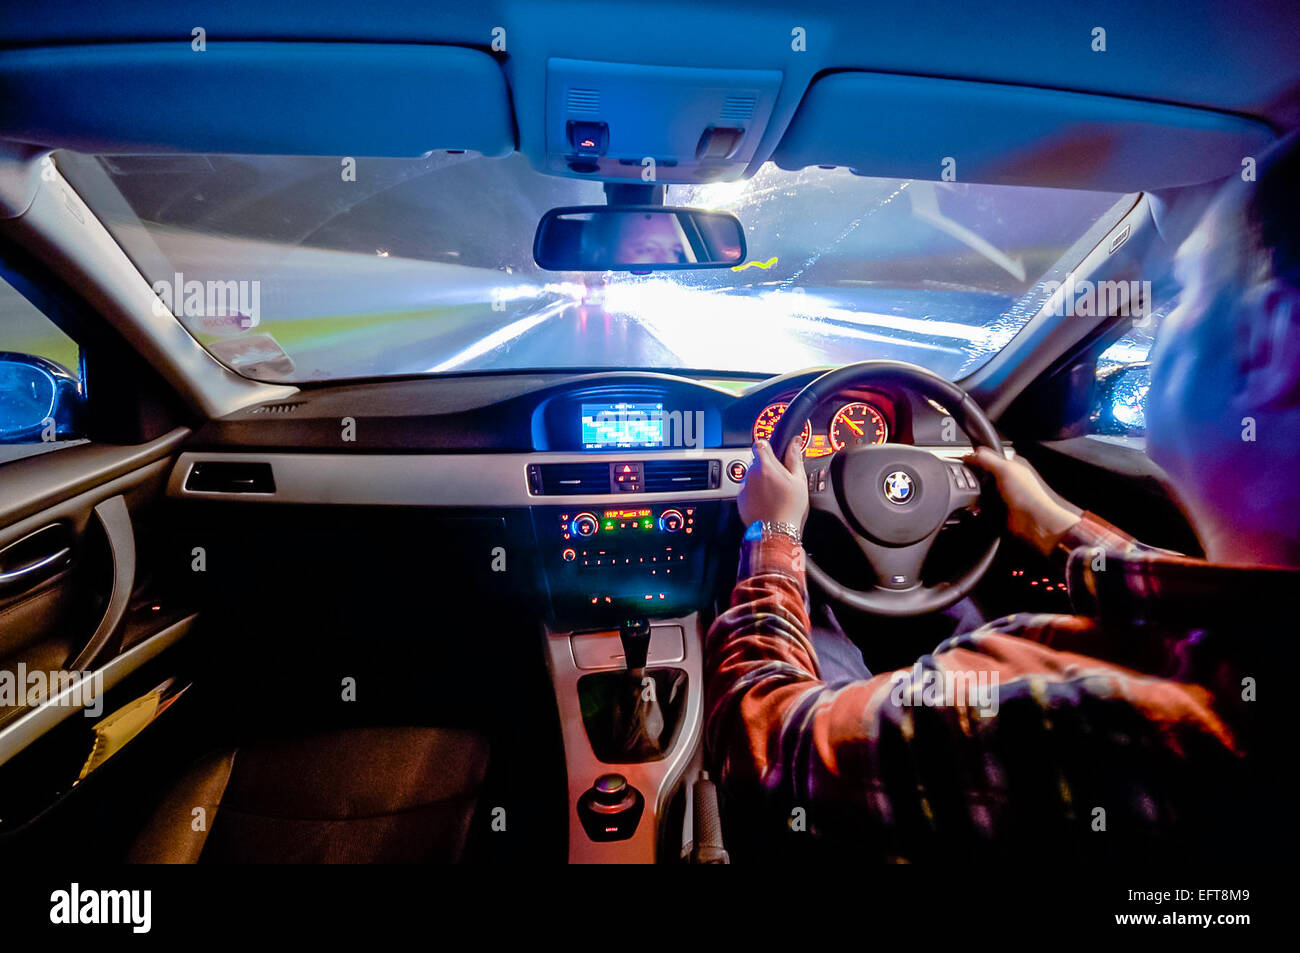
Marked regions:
[427,299,569,372]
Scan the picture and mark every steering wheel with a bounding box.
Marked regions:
[769,361,1002,617]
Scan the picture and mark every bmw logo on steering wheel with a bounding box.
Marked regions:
[883,470,915,505]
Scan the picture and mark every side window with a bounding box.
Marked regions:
[1089,291,1178,439]
[0,275,86,459]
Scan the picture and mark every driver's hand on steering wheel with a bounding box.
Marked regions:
[739,439,809,531]
[965,447,1083,558]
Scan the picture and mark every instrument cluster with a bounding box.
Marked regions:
[751,396,892,457]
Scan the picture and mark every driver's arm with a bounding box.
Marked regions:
[964,447,1194,655]
[704,440,1234,847]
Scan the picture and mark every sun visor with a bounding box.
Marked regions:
[773,71,1275,191]
[0,43,515,157]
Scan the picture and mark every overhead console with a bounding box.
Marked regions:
[544,58,783,183]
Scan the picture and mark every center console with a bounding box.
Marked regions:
[542,614,706,863]
[533,498,723,862]
[525,389,740,861]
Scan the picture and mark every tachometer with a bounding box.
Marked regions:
[753,402,811,452]
[829,402,888,450]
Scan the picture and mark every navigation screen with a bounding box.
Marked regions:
[581,402,664,449]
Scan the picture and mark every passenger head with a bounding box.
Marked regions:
[1147,132,1300,564]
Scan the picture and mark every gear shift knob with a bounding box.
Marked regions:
[619,618,652,672]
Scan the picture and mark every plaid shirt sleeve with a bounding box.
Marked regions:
[703,518,1239,854]
[1057,512,1203,621]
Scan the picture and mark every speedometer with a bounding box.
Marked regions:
[753,403,811,452]
[829,402,888,450]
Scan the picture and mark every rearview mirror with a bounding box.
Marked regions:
[533,206,746,271]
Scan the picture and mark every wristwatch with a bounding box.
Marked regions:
[744,519,802,546]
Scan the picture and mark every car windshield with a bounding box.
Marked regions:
[57,151,1132,383]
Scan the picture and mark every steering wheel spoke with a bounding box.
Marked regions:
[855,533,937,590]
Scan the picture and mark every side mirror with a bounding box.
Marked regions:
[0,352,84,444]
[1092,362,1150,436]
[533,205,746,271]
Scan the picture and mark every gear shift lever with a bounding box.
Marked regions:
[577,618,686,763]
[619,618,652,673]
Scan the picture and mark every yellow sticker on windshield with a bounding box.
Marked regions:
[731,256,778,272]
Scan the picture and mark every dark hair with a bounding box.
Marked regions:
[1244,131,1300,289]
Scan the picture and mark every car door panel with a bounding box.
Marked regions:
[0,427,188,726]
[1019,436,1203,556]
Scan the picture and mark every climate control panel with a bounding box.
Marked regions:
[535,502,719,626]
[560,506,697,542]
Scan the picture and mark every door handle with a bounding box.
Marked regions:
[0,546,72,591]
[0,523,74,594]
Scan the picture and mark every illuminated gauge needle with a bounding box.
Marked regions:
[844,418,864,436]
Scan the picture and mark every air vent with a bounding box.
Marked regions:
[566,88,601,115]
[642,459,718,493]
[185,461,275,494]
[720,95,756,122]
[528,462,611,495]
[248,401,304,415]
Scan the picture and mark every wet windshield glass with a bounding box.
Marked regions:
[57,151,1131,382]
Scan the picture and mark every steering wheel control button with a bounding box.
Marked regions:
[577,773,645,842]
[948,464,977,490]
[727,460,748,483]
[883,470,915,505]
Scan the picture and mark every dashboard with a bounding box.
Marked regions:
[170,367,984,628]
[568,392,903,457]
[179,367,972,469]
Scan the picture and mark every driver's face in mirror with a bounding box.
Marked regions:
[611,213,687,265]
[543,206,743,271]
